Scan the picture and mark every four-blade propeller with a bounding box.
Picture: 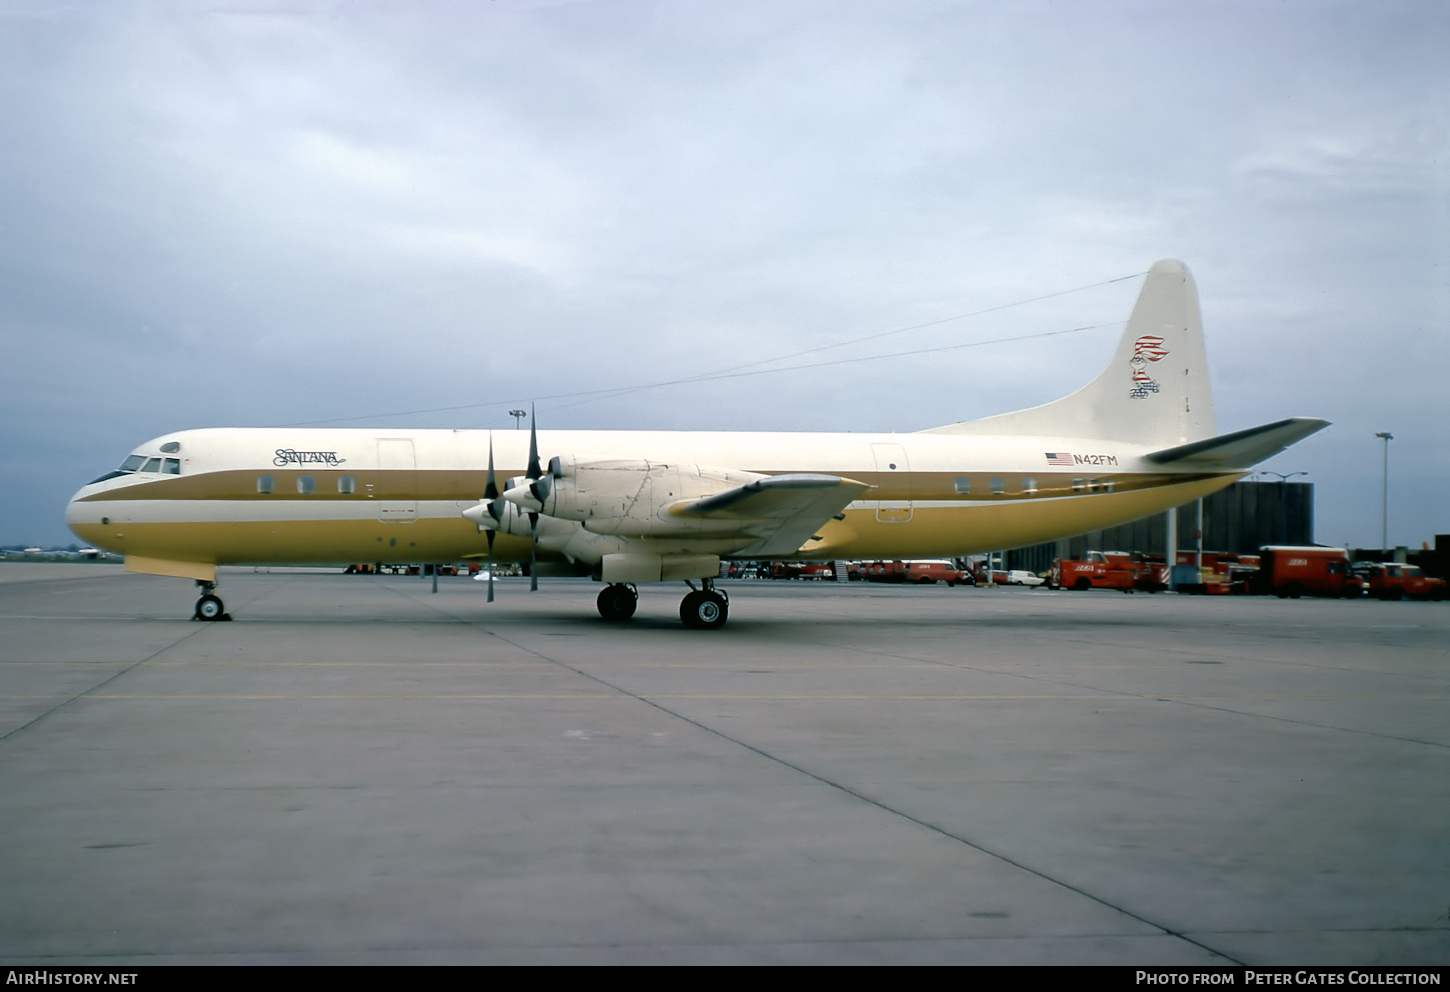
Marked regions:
[462,407,559,596]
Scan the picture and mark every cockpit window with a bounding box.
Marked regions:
[87,451,166,486]
[162,458,181,475]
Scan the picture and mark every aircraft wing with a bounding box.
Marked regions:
[1145,417,1330,468]
[671,473,870,556]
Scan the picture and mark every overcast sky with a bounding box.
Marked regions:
[2,0,1446,550]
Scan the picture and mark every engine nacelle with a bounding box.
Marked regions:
[540,457,765,537]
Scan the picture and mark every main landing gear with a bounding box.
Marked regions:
[192,579,231,622]
[597,583,638,622]
[593,580,730,629]
[680,580,728,630]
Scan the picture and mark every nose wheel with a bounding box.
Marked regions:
[680,583,728,630]
[597,583,638,622]
[192,580,232,621]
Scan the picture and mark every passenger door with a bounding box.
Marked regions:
[869,443,912,523]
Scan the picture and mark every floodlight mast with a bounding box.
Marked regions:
[1374,432,1393,555]
[1260,470,1309,545]
[509,409,527,430]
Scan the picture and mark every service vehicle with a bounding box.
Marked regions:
[1250,546,1361,599]
[1049,551,1138,591]
[1356,563,1447,601]
[1172,551,1243,594]
[905,560,970,585]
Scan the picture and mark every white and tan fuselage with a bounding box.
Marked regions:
[66,426,1239,580]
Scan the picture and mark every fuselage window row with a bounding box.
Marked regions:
[253,474,356,495]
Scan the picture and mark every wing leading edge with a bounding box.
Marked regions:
[671,473,869,556]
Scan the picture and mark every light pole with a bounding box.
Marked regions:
[1260,470,1308,545]
[1375,432,1393,555]
[509,409,527,430]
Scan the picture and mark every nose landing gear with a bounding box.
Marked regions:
[193,580,232,621]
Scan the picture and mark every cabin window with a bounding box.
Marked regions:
[121,455,146,472]
[160,441,181,453]
[257,475,274,494]
[141,458,162,473]
[1102,478,1115,493]
[337,475,356,494]
[162,458,181,475]
[1071,478,1085,493]
[1087,478,1100,493]
[1022,477,1038,494]
[989,477,1005,495]
[297,475,316,495]
[954,477,971,495]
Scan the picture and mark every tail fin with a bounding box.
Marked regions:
[922,259,1216,447]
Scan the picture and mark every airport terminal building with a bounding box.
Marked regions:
[1006,479,1314,574]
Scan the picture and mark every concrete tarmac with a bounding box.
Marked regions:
[1,564,1447,965]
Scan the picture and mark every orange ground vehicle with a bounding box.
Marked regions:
[860,560,907,582]
[1049,551,1137,591]
[904,560,969,585]
[1172,551,1251,594]
[1249,547,1362,599]
[860,560,969,585]
[1357,563,1447,601]
[769,562,835,580]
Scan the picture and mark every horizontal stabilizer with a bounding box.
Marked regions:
[1145,418,1329,468]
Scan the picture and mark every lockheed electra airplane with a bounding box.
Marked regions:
[66,260,1327,629]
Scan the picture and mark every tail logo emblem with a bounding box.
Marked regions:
[1128,335,1169,399]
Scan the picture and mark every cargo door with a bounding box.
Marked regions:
[870,443,912,523]
[375,438,417,523]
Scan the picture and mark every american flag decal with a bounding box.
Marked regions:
[1128,334,1169,399]
[1045,452,1074,466]
[1133,335,1169,361]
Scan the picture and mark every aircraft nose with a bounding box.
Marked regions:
[65,485,116,552]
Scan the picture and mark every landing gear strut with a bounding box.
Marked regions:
[597,583,638,622]
[193,580,231,622]
[680,579,728,630]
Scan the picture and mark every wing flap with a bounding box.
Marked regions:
[1145,417,1329,468]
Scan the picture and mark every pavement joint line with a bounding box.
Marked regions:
[996,628,1450,684]
[789,620,1448,687]
[782,634,1450,751]
[1152,697,1450,751]
[0,572,294,743]
[0,621,213,745]
[388,582,1245,967]
[0,929,1241,963]
[2,693,1443,703]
